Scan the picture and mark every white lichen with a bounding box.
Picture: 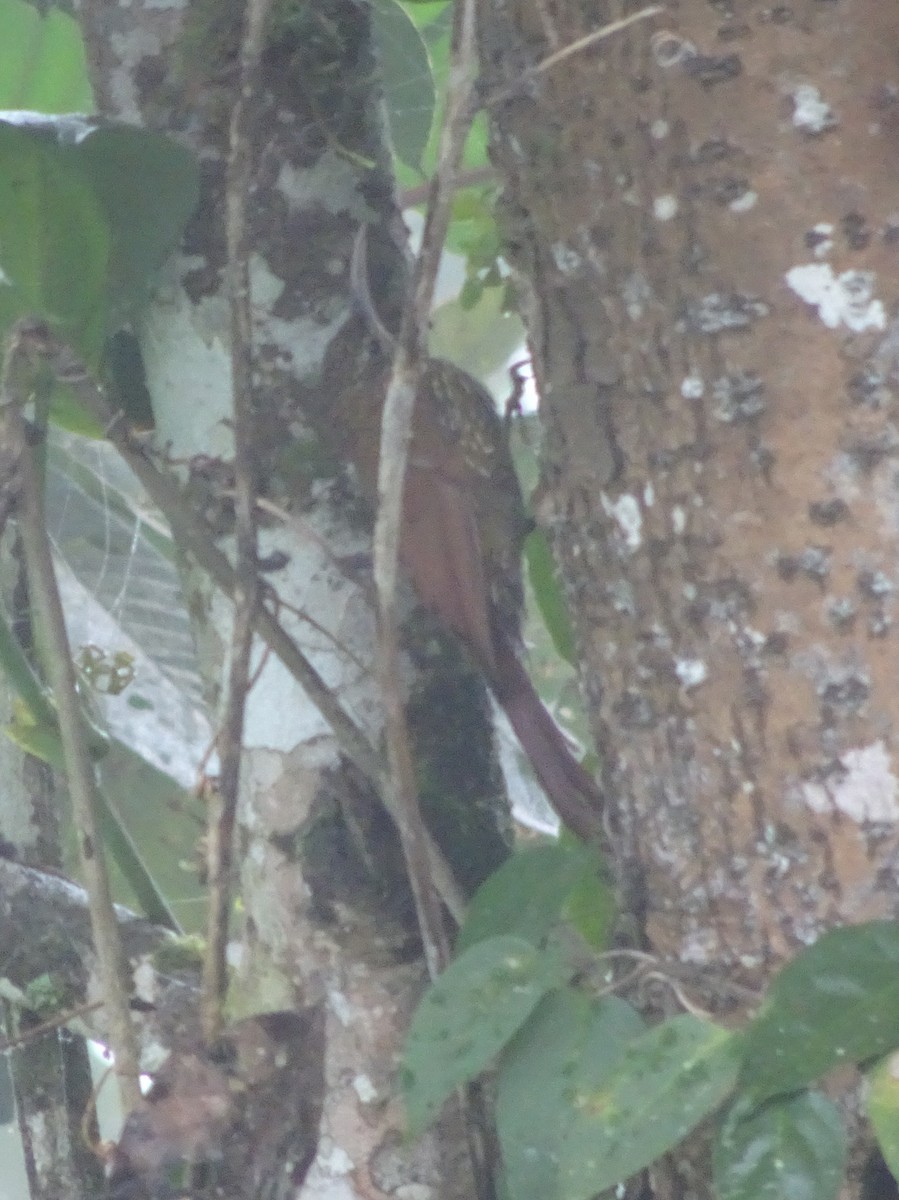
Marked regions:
[675,659,707,689]
[551,242,583,274]
[785,264,885,332]
[791,84,838,134]
[352,1074,378,1103]
[729,190,757,213]
[681,374,704,399]
[802,741,899,822]
[602,492,643,551]
[653,194,678,221]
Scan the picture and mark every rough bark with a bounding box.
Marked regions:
[480,0,899,1194]
[483,0,899,979]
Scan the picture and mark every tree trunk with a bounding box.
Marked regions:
[73,1,503,1196]
[480,0,899,1193]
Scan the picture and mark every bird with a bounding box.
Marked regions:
[332,238,605,843]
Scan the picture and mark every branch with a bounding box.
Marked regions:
[372,0,481,984]
[1,324,142,1111]
[201,0,273,1044]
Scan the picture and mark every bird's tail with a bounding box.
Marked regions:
[491,633,605,843]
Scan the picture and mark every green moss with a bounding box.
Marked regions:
[152,933,206,974]
[23,972,71,1015]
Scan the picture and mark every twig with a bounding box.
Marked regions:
[201,0,271,1046]
[487,6,664,105]
[1,324,142,1112]
[531,6,664,75]
[372,0,481,982]
[0,999,104,1053]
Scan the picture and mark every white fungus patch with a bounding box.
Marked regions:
[602,492,643,552]
[675,659,707,690]
[551,242,583,274]
[672,506,687,535]
[681,374,704,399]
[132,959,158,1005]
[352,1074,378,1103]
[791,84,838,134]
[785,264,885,332]
[729,190,757,213]
[802,740,899,822]
[653,194,678,221]
[651,119,670,140]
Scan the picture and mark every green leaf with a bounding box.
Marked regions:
[556,1015,742,1199]
[371,0,434,171]
[74,123,200,322]
[394,23,489,191]
[714,1092,846,1200]
[0,0,93,112]
[866,1051,899,1187]
[0,116,111,362]
[398,0,449,18]
[497,988,644,1200]
[457,842,598,953]
[562,849,616,951]
[742,921,899,1102]
[0,116,198,363]
[525,530,576,665]
[402,935,571,1134]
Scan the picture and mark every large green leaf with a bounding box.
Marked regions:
[71,123,200,322]
[394,17,489,192]
[742,921,899,1102]
[713,1092,846,1200]
[0,116,198,364]
[402,936,571,1134]
[456,842,598,953]
[497,988,644,1200]
[0,0,92,111]
[0,116,110,361]
[371,0,434,171]
[866,1052,899,1188]
[555,1014,742,1199]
